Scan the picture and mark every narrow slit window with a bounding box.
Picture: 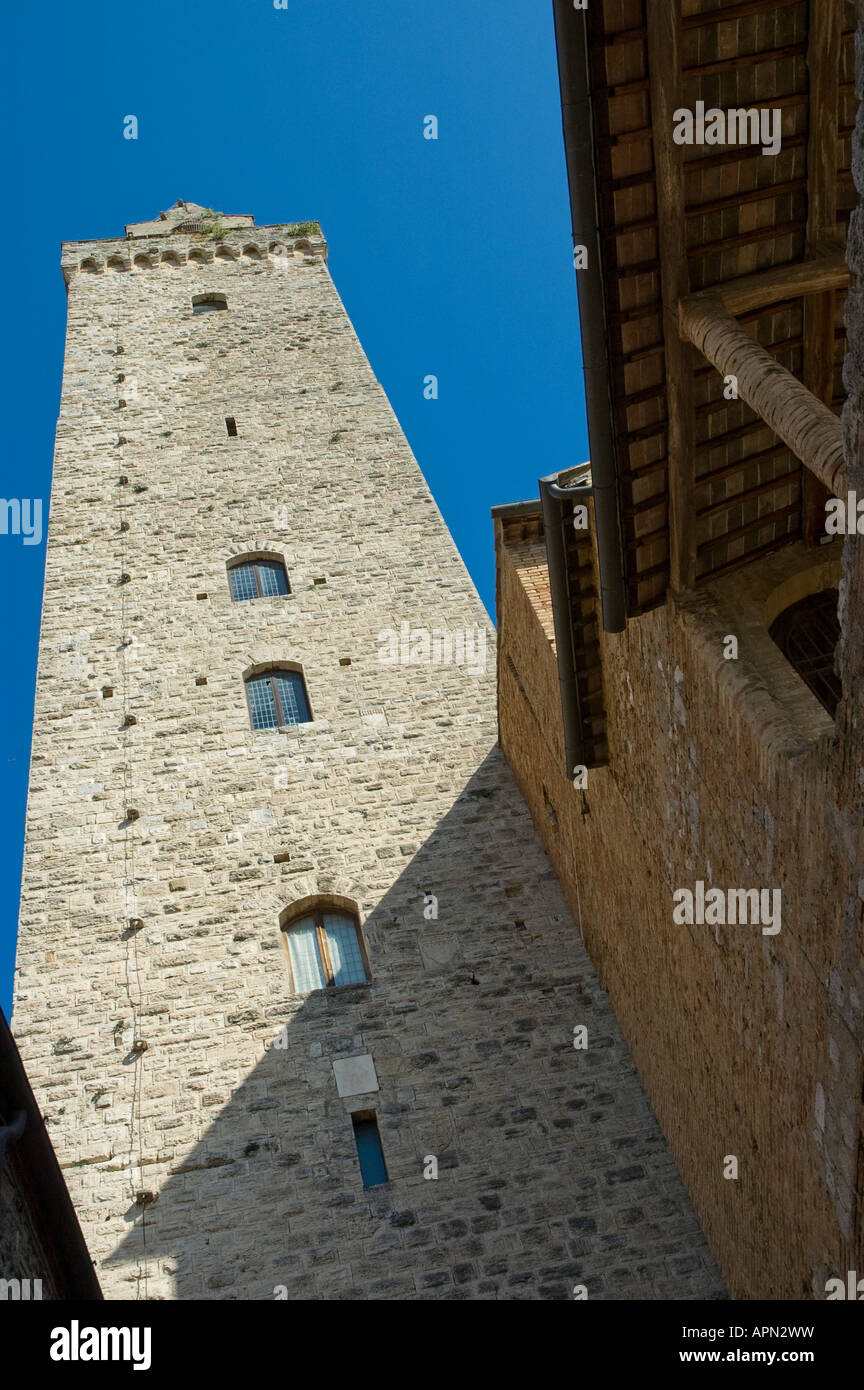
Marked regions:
[226,417,237,437]
[352,1114,388,1189]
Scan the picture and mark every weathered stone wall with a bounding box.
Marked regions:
[496,512,864,1299]
[12,219,722,1300]
[0,1163,58,1300]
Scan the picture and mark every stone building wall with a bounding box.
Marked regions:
[0,1163,58,1300]
[495,509,864,1298]
[12,216,722,1300]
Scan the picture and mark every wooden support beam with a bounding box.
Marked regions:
[645,0,696,592]
[806,1,842,246]
[678,244,848,319]
[802,291,836,538]
[803,0,843,543]
[679,297,849,498]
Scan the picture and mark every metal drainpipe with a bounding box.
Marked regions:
[553,0,626,635]
[540,476,595,778]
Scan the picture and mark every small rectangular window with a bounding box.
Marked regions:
[352,1113,388,1188]
[226,417,237,437]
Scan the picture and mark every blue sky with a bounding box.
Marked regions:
[0,0,587,1014]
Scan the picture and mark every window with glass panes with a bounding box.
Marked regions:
[245,670,311,729]
[229,559,290,601]
[283,908,369,992]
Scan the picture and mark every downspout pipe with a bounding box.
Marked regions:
[553,0,626,634]
[540,473,594,778]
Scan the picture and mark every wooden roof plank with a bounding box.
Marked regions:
[802,0,843,542]
[646,0,697,593]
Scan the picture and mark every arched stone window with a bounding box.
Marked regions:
[244,666,311,730]
[192,293,227,314]
[228,555,289,601]
[769,588,841,717]
[281,902,369,993]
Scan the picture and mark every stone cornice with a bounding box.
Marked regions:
[61,226,328,284]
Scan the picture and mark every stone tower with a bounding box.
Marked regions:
[12,202,722,1300]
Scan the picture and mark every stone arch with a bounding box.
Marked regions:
[191,292,228,314]
[80,258,101,274]
[242,657,305,683]
[133,254,152,270]
[242,244,261,260]
[228,548,286,569]
[214,245,236,261]
[763,557,843,630]
[106,255,130,272]
[278,891,363,932]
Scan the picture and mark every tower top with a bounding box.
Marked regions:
[124,201,255,240]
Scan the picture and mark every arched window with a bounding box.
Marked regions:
[245,668,311,729]
[282,906,369,993]
[228,557,289,601]
[769,587,841,717]
[192,293,227,313]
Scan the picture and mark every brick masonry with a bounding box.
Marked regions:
[11,208,723,1300]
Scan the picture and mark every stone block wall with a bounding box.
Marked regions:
[496,515,864,1300]
[12,218,722,1300]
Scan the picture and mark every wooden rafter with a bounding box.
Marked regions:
[679,245,848,319]
[556,0,855,614]
[679,297,849,499]
[645,0,695,593]
[803,0,844,541]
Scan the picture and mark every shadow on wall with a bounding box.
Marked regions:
[104,750,725,1302]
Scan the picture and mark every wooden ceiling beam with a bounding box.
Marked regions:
[679,244,848,318]
[682,0,804,27]
[802,0,844,542]
[679,296,848,497]
[646,0,696,593]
